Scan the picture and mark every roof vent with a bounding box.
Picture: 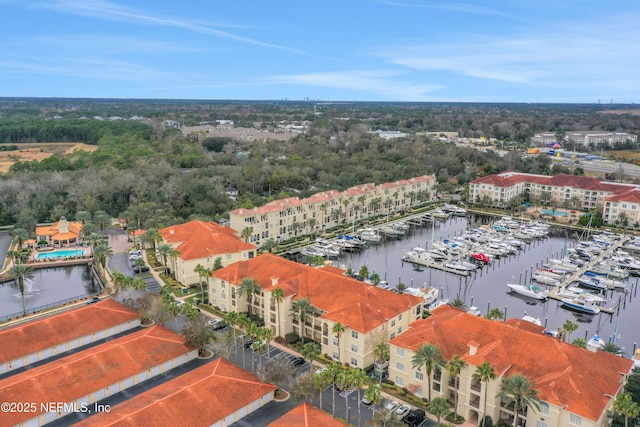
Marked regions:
[468,340,479,356]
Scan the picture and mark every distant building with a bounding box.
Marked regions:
[372,130,408,140]
[164,119,180,128]
[35,216,83,247]
[532,131,637,147]
[388,305,633,427]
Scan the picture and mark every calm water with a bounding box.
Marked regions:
[0,265,99,317]
[332,216,640,358]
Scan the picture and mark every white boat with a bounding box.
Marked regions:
[444,261,475,272]
[301,246,326,258]
[404,286,440,306]
[560,298,601,315]
[531,274,559,286]
[590,276,627,290]
[577,276,608,292]
[522,315,542,326]
[586,335,606,352]
[431,210,450,220]
[535,269,564,281]
[559,286,606,304]
[315,243,340,258]
[548,258,579,272]
[507,283,547,300]
[442,205,467,216]
[467,306,481,316]
[357,228,382,243]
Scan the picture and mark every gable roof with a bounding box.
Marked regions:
[605,188,640,203]
[213,254,422,333]
[389,305,633,421]
[268,402,343,427]
[0,299,138,365]
[35,218,82,240]
[75,358,276,427]
[0,326,193,426]
[160,220,256,260]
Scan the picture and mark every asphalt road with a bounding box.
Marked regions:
[575,159,640,178]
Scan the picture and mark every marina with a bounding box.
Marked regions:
[295,213,640,360]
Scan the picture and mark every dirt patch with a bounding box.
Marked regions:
[0,142,98,173]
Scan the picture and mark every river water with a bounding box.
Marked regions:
[331,216,640,359]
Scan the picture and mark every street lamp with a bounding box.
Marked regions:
[347,406,351,425]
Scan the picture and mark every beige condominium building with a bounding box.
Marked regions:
[159,220,256,286]
[210,253,423,368]
[469,171,637,215]
[388,305,634,427]
[229,175,435,247]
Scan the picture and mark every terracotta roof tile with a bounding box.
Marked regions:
[0,299,139,364]
[605,188,640,203]
[160,220,256,260]
[75,358,276,427]
[268,402,344,427]
[471,172,636,194]
[389,305,633,421]
[0,326,194,426]
[213,254,422,333]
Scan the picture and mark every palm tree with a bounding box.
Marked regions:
[237,277,261,319]
[411,343,445,402]
[358,265,369,281]
[561,319,579,343]
[332,322,346,363]
[271,286,285,337]
[351,368,369,426]
[476,362,497,427]
[246,322,261,372]
[260,327,275,361]
[193,263,209,304]
[446,355,467,417]
[92,243,113,277]
[428,397,450,424]
[240,226,253,243]
[93,210,110,234]
[290,298,313,343]
[11,228,30,250]
[314,369,332,410]
[451,297,466,309]
[337,369,353,421]
[613,393,640,427]
[327,362,342,416]
[237,313,250,369]
[140,228,161,250]
[485,308,504,320]
[370,273,381,285]
[75,210,91,225]
[85,232,102,249]
[498,373,540,427]
[396,282,407,294]
[602,342,621,354]
[156,243,173,274]
[301,342,321,367]
[9,264,35,316]
[365,383,383,419]
[225,311,240,356]
[373,342,390,385]
[259,238,279,254]
[571,338,587,348]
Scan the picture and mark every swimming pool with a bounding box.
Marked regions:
[540,209,567,217]
[36,249,86,260]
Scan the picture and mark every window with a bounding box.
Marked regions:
[351,344,358,353]
[226,254,232,260]
[539,402,549,415]
[399,314,403,321]
[415,371,423,381]
[333,337,338,346]
[391,320,396,327]
[351,358,358,367]
[397,348,405,357]
[351,331,358,339]
[333,352,339,360]
[398,327,402,334]
[391,333,395,339]
[395,377,404,386]
[221,281,226,288]
[569,414,582,426]
[396,362,404,371]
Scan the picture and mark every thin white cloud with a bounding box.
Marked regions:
[377,0,513,17]
[266,70,443,101]
[31,35,200,54]
[28,0,307,55]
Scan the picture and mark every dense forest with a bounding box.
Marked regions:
[0,98,638,230]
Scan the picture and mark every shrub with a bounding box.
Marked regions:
[481,416,494,427]
[382,378,394,385]
[285,332,299,344]
[274,336,287,345]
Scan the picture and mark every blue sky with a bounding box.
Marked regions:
[1,0,639,102]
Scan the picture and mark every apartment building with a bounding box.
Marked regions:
[159,220,256,286]
[388,305,633,427]
[532,131,637,147]
[229,175,435,247]
[469,172,637,214]
[209,254,423,368]
[603,188,640,225]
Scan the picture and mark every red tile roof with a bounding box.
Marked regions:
[75,358,276,427]
[35,219,82,240]
[268,402,344,427]
[160,220,256,260]
[230,197,302,217]
[302,190,343,205]
[389,305,633,421]
[379,175,435,190]
[0,326,194,426]
[0,299,139,364]
[343,183,376,197]
[605,188,640,203]
[213,254,422,333]
[471,172,636,193]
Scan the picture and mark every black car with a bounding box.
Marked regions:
[243,337,253,349]
[290,356,305,367]
[403,409,426,427]
[134,265,150,273]
[86,297,100,304]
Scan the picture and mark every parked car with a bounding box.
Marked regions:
[133,265,149,273]
[384,400,399,413]
[402,409,426,427]
[361,396,373,406]
[395,404,411,418]
[86,297,100,304]
[290,357,305,367]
